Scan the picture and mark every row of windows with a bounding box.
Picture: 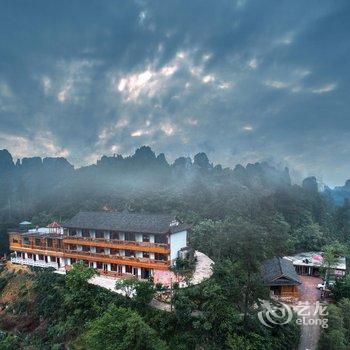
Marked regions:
[66,244,168,261]
[21,237,63,248]
[72,260,146,275]
[16,252,57,262]
[69,229,168,244]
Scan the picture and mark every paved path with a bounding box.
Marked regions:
[191,251,214,285]
[297,276,323,350]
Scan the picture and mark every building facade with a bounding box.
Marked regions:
[284,252,346,278]
[261,257,301,299]
[9,211,188,284]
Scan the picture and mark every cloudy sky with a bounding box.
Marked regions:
[0,0,349,186]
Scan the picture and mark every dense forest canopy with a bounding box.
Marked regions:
[1,145,350,257]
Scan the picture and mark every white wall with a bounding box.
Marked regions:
[170,230,187,261]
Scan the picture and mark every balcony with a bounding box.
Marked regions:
[10,257,59,269]
[64,249,170,270]
[63,236,170,254]
[9,243,64,256]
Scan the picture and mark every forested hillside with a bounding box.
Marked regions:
[1,146,350,257]
[1,146,350,349]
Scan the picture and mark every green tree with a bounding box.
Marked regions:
[0,332,20,350]
[74,305,168,350]
[318,304,347,350]
[134,280,155,306]
[115,278,137,298]
[63,262,97,326]
[339,298,350,343]
[293,222,326,251]
[65,261,96,291]
[322,242,345,285]
[331,275,350,301]
[115,278,155,306]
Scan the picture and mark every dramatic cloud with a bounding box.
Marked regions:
[0,0,349,186]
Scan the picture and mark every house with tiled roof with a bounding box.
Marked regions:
[261,257,301,299]
[9,211,189,286]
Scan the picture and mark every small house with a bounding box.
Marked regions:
[261,257,301,299]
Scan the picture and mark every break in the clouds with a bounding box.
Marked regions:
[0,0,349,186]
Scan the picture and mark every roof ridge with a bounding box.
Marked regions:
[278,256,283,275]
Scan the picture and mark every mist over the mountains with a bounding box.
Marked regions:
[0,146,293,218]
[1,145,349,228]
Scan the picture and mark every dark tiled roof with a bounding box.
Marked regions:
[170,223,189,234]
[261,257,301,286]
[63,211,187,235]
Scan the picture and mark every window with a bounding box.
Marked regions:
[38,255,44,261]
[23,237,30,245]
[125,265,132,273]
[96,247,104,254]
[69,244,77,250]
[50,256,56,262]
[27,253,33,259]
[125,250,135,257]
[96,262,103,269]
[110,248,119,255]
[95,231,104,239]
[70,258,77,264]
[82,229,90,238]
[35,238,41,246]
[125,232,135,241]
[47,238,53,247]
[110,231,119,240]
[155,253,168,261]
[12,238,19,244]
[143,234,150,242]
[111,263,119,271]
[69,229,77,236]
[155,235,168,244]
[82,245,90,252]
[143,252,150,258]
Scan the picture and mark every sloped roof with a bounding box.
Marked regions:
[261,257,301,286]
[63,211,187,235]
[47,221,61,228]
[19,221,31,225]
[170,223,189,234]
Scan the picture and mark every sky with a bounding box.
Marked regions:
[0,0,349,187]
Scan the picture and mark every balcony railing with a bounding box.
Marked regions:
[64,249,169,267]
[64,235,169,249]
[10,257,59,269]
[10,243,64,252]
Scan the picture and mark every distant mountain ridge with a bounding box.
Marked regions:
[325,180,350,205]
[0,146,293,220]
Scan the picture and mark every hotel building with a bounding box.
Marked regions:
[9,211,188,284]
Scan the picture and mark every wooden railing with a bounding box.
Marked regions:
[9,243,65,257]
[64,249,169,269]
[19,243,64,252]
[63,236,170,254]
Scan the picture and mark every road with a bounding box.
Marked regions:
[297,276,323,350]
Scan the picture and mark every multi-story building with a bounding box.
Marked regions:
[9,211,188,284]
[9,221,65,269]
